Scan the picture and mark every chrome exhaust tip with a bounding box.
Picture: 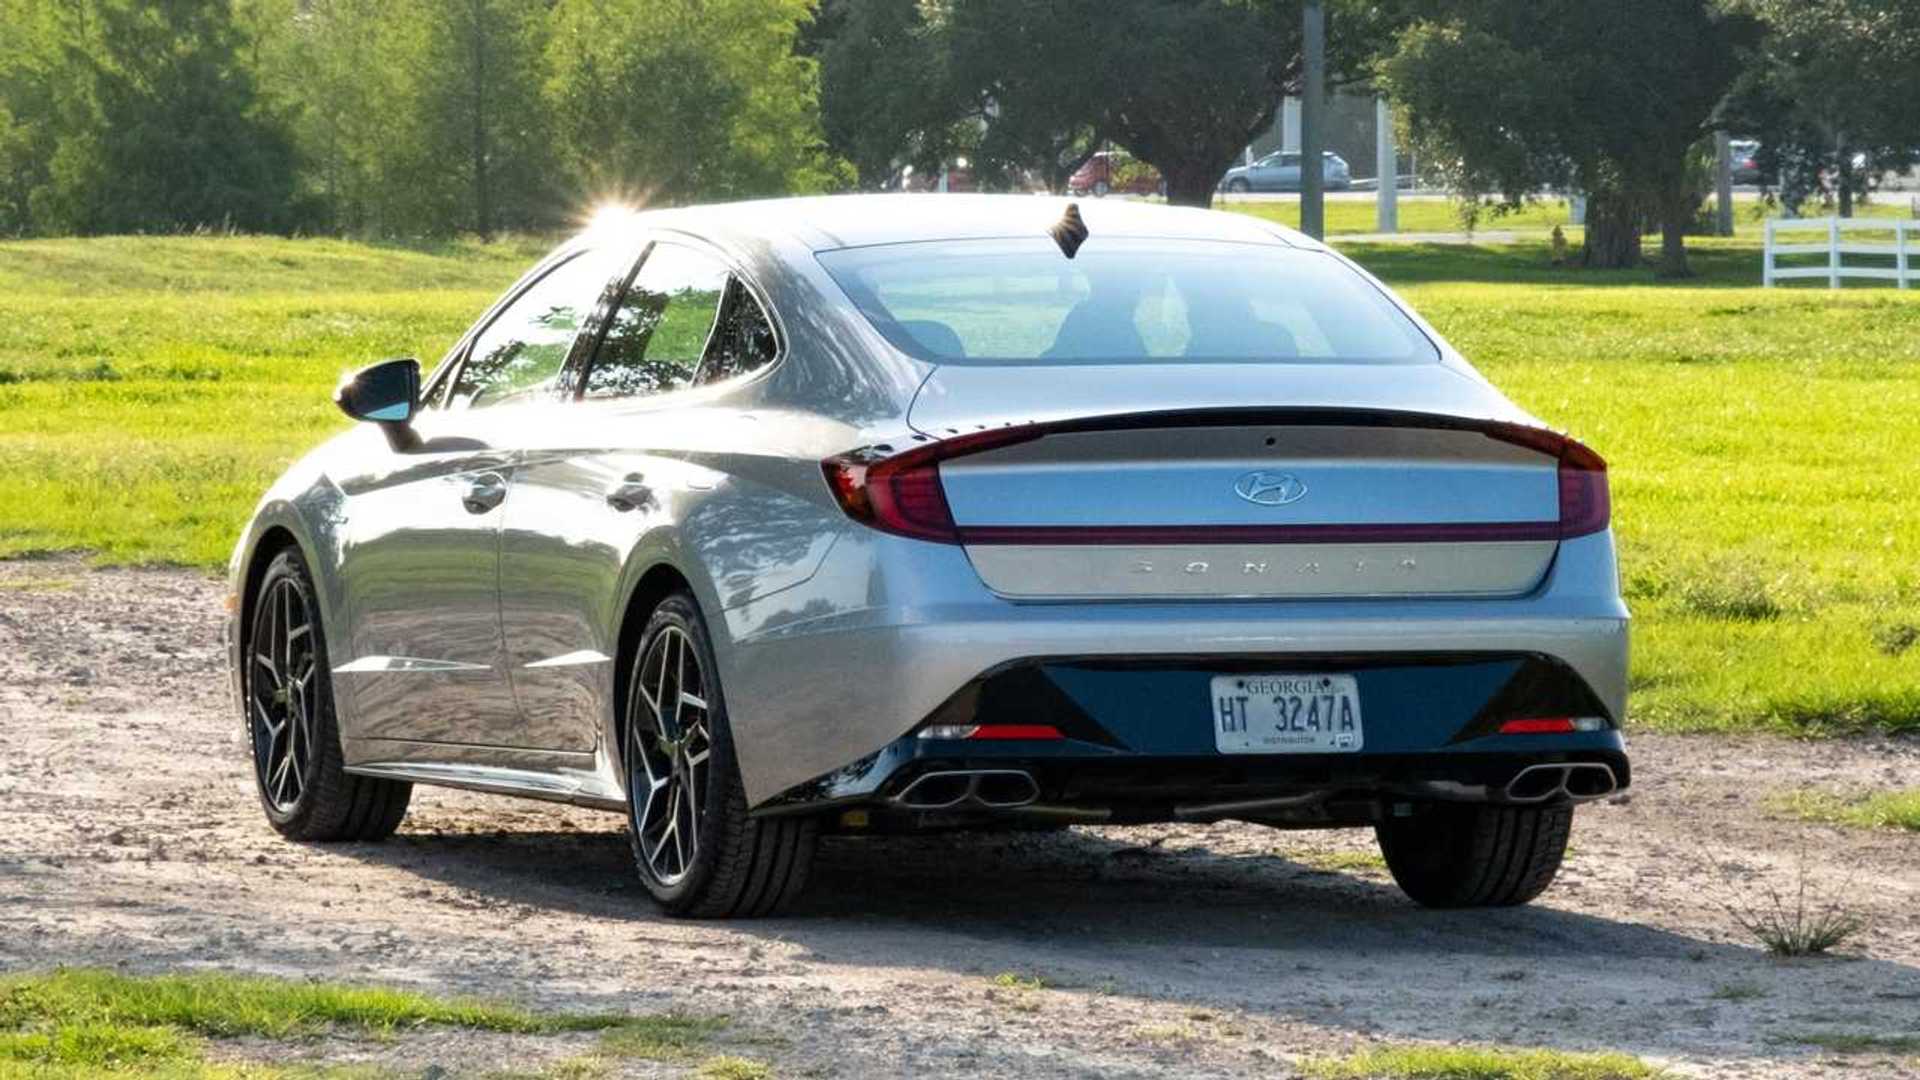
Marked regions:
[894,771,975,810]
[973,770,1041,808]
[1504,764,1569,803]
[892,769,1040,810]
[1501,763,1618,804]
[1562,763,1618,801]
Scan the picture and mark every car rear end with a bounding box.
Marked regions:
[739,213,1627,906]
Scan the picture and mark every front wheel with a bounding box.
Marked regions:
[1375,802,1572,908]
[623,592,815,917]
[1226,178,1250,193]
[245,548,411,841]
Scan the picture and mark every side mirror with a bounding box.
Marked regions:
[335,358,421,451]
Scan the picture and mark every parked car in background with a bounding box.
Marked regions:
[230,195,1628,919]
[1220,151,1353,194]
[1069,150,1163,197]
[1729,140,1762,186]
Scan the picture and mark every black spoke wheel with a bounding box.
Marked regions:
[243,548,411,841]
[623,592,815,917]
[248,574,318,812]
[627,625,713,886]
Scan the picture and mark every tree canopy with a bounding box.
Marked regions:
[1377,0,1759,274]
[1725,0,1920,217]
[820,0,1388,207]
[1,0,1918,242]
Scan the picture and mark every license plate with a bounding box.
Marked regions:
[1211,673,1364,754]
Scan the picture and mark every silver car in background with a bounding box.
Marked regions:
[1221,151,1353,193]
[228,195,1629,918]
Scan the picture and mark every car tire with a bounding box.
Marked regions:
[1374,802,1571,908]
[1226,178,1250,193]
[1093,180,1110,197]
[623,591,816,918]
[245,548,412,842]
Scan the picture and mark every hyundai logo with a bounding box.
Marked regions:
[1233,470,1308,506]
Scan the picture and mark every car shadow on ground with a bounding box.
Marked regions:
[304,820,1920,1063]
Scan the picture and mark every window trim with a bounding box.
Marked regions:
[563,229,787,406]
[423,243,621,412]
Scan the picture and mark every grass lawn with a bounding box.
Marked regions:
[1,225,1917,736]
[1773,788,1920,831]
[1301,1043,1664,1080]
[1219,191,1917,236]
[0,968,745,1078]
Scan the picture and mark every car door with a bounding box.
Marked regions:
[333,247,625,752]
[1277,153,1303,191]
[497,238,777,753]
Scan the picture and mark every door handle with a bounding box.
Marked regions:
[462,472,508,514]
[605,473,654,513]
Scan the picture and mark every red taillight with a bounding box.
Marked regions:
[1499,716,1607,734]
[822,427,1042,543]
[1499,717,1576,734]
[970,724,1064,740]
[1485,423,1610,539]
[824,417,1608,544]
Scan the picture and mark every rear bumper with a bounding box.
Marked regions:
[757,652,1628,820]
[715,531,1629,809]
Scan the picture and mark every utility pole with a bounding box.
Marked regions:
[1375,96,1397,234]
[1299,0,1326,240]
[1714,130,1734,237]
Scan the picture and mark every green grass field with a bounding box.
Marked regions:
[0,968,743,1078]
[1,226,1917,737]
[1220,192,1917,236]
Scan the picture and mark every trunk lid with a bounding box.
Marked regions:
[906,362,1565,601]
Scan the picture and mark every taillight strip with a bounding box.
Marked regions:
[822,411,1608,546]
[951,520,1562,545]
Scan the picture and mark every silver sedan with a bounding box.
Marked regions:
[227,195,1629,917]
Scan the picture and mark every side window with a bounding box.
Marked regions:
[696,280,779,386]
[449,251,615,410]
[584,243,728,400]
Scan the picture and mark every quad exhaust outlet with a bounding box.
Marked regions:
[1503,762,1618,804]
[892,769,1040,810]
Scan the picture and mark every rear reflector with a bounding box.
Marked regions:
[824,414,1609,544]
[917,723,1065,741]
[1499,716,1606,734]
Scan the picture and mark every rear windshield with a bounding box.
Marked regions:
[816,237,1437,365]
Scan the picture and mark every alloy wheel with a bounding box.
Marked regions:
[627,624,713,886]
[248,576,317,812]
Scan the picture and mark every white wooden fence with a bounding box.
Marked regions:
[1763,217,1914,288]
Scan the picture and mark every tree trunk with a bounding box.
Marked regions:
[1161,161,1218,209]
[1580,190,1640,269]
[468,2,492,240]
[1658,213,1691,278]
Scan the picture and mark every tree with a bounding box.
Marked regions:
[547,0,842,207]
[818,1,1387,207]
[243,0,553,236]
[2,0,301,235]
[1726,0,1920,217]
[817,0,958,188]
[1378,0,1757,274]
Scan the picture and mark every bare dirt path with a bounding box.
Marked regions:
[3,557,1917,1078]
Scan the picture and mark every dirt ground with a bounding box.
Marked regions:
[2,557,1917,1078]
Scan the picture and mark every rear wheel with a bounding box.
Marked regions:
[1093,180,1110,197]
[245,548,411,841]
[1375,802,1571,908]
[623,592,815,917]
